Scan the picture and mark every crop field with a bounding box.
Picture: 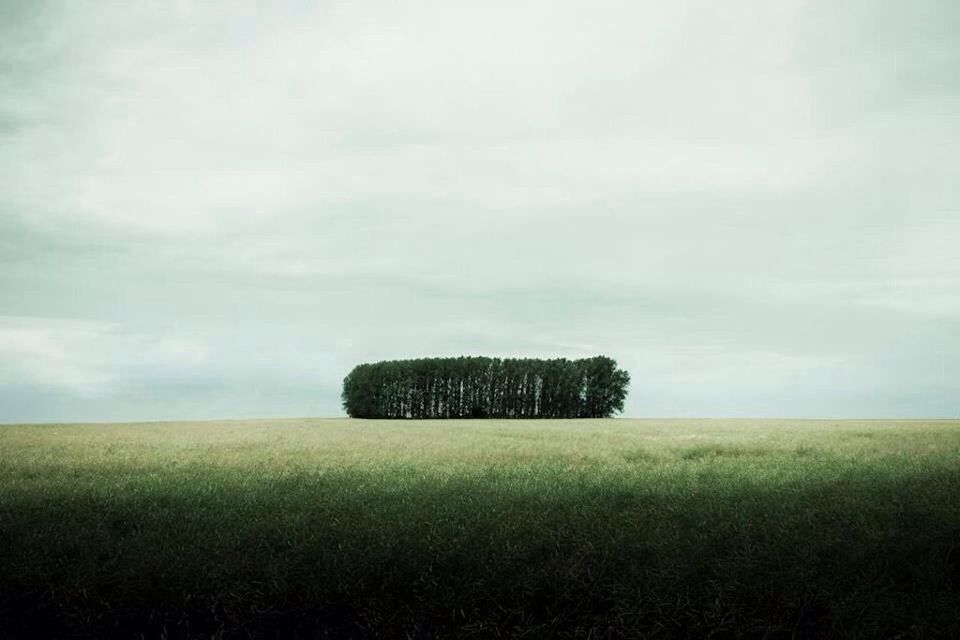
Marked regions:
[1,418,958,638]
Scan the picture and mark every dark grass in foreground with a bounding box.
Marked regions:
[0,419,958,638]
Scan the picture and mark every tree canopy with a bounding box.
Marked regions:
[342,356,629,419]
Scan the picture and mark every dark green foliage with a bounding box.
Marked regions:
[341,355,630,419]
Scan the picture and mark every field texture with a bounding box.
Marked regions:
[1,419,958,638]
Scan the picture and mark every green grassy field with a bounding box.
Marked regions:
[1,418,958,638]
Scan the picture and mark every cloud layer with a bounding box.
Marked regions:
[1,0,958,421]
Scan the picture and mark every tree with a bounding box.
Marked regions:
[341,356,630,420]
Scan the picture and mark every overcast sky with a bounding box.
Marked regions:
[1,0,958,422]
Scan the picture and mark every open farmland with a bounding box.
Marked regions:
[1,418,958,638]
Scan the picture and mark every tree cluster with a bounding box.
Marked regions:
[342,356,629,419]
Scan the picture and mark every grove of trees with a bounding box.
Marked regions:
[341,356,629,419]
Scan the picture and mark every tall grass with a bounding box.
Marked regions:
[1,419,958,637]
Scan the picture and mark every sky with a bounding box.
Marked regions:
[1,0,958,422]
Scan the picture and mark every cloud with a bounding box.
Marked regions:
[0,1,958,420]
[0,316,209,396]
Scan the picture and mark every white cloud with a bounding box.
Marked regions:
[0,316,209,396]
[0,0,958,420]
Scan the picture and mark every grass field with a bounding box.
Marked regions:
[1,418,958,638]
